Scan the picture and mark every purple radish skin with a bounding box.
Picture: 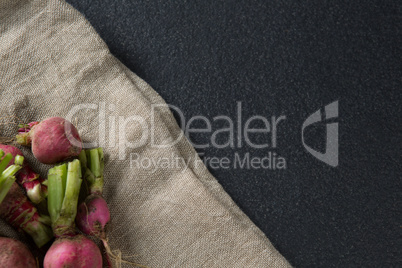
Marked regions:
[76,194,110,237]
[0,237,37,268]
[77,148,116,267]
[76,148,110,238]
[16,117,82,164]
[44,234,102,268]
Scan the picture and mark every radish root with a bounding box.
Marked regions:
[101,238,149,268]
[0,115,22,144]
[0,137,14,144]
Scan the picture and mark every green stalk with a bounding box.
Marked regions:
[98,148,104,175]
[78,149,87,173]
[23,219,54,248]
[0,154,24,204]
[47,164,67,223]
[0,176,15,204]
[85,148,104,194]
[60,160,82,225]
[14,155,24,166]
[49,160,82,237]
[15,132,30,145]
[0,164,23,181]
[89,149,101,177]
[0,153,13,175]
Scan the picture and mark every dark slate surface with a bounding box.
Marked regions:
[65,0,401,267]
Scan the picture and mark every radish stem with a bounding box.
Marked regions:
[78,150,87,171]
[0,177,15,204]
[48,160,82,237]
[0,158,24,180]
[0,152,23,204]
[85,148,104,194]
[59,161,82,227]
[0,152,12,175]
[48,164,67,223]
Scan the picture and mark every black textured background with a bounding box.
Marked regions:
[65,0,401,267]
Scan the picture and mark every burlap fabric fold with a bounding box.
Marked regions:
[0,0,291,267]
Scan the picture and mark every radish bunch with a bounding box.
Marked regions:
[0,144,48,205]
[0,116,140,267]
[44,160,102,268]
[0,150,44,267]
[0,148,53,248]
[13,117,108,267]
[76,148,110,239]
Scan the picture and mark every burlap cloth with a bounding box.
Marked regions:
[0,0,291,267]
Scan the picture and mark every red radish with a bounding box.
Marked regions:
[44,235,102,268]
[44,159,102,268]
[76,148,115,267]
[0,237,37,268]
[0,143,23,165]
[76,194,110,237]
[76,148,110,238]
[16,117,82,164]
[0,144,48,204]
[77,149,147,268]
[0,150,53,248]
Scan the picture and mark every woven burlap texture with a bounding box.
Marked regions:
[0,0,291,267]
